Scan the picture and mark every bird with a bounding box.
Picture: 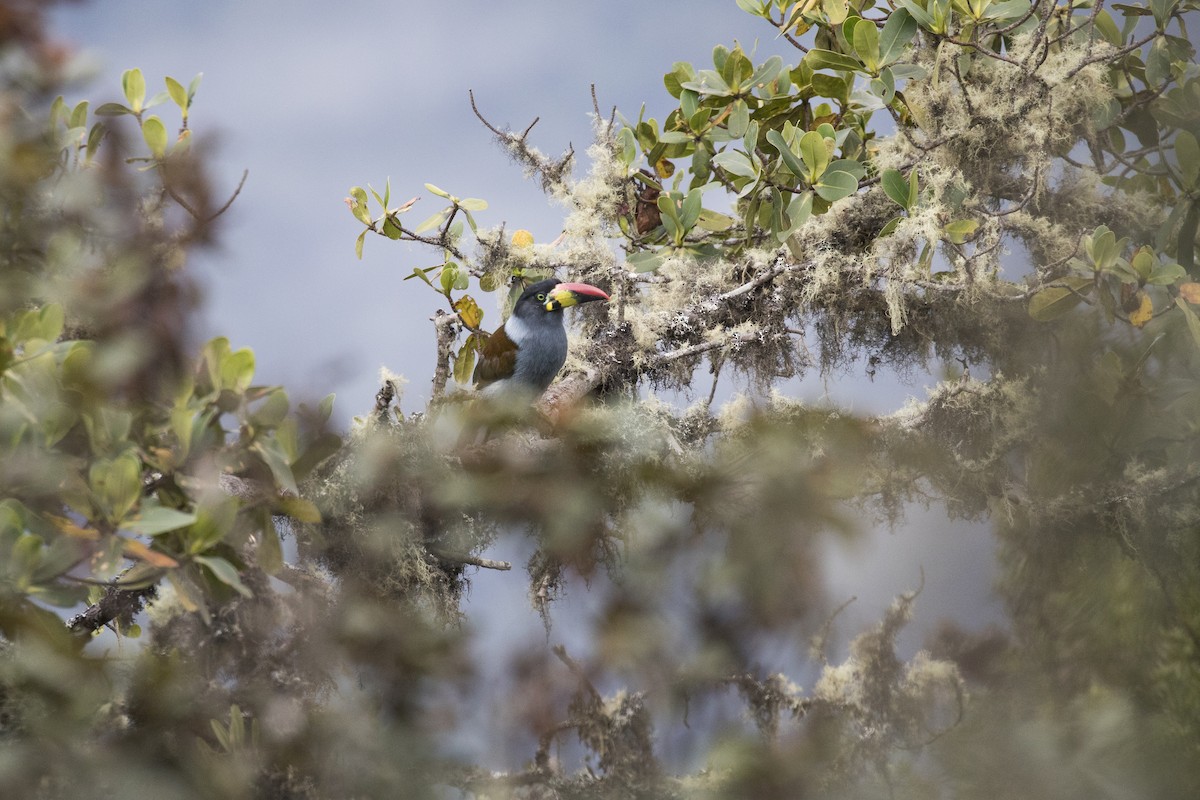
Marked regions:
[472,278,609,400]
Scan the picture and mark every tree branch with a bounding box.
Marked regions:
[67,584,156,637]
[428,548,512,571]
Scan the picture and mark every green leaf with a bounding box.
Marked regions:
[49,95,66,127]
[889,64,929,81]
[275,496,321,524]
[982,0,1032,21]
[257,520,283,575]
[424,183,451,198]
[826,158,865,180]
[250,389,289,428]
[627,250,666,273]
[681,69,733,97]
[291,432,342,482]
[711,150,758,179]
[35,303,64,342]
[810,72,849,103]
[95,102,132,117]
[354,230,366,260]
[881,169,911,209]
[778,191,813,241]
[145,91,170,110]
[1147,261,1187,285]
[766,129,807,178]
[657,195,681,242]
[1093,10,1123,46]
[220,348,255,393]
[369,183,386,208]
[852,18,881,72]
[1131,246,1156,280]
[897,0,936,29]
[440,262,460,294]
[86,122,105,161]
[69,101,88,130]
[735,0,768,16]
[405,265,435,286]
[696,209,736,232]
[680,188,703,232]
[1086,226,1124,270]
[727,99,750,138]
[188,73,204,104]
[414,208,450,234]
[92,452,142,524]
[618,127,637,166]
[1176,131,1200,187]
[453,342,476,385]
[348,186,372,225]
[1150,0,1178,28]
[196,555,252,598]
[799,131,830,182]
[113,562,166,589]
[142,115,168,159]
[122,68,146,113]
[251,438,298,495]
[805,49,863,73]
[124,503,198,537]
[945,219,979,244]
[317,393,336,422]
[1145,37,1171,88]
[747,55,783,88]
[1029,279,1091,321]
[815,169,859,202]
[165,76,188,110]
[870,68,897,103]
[382,216,403,240]
[1175,296,1200,350]
[879,9,917,66]
[458,197,488,211]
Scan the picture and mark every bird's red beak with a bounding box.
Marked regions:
[544,282,610,310]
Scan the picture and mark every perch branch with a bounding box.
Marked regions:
[431,310,457,400]
[428,548,512,571]
[67,583,156,637]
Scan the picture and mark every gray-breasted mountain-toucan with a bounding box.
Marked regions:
[472,278,609,398]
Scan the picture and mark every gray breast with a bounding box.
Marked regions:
[511,322,567,393]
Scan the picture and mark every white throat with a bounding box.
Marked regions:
[504,312,531,345]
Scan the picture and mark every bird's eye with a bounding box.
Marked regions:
[536,293,546,302]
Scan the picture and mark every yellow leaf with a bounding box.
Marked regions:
[1180,282,1200,304]
[511,229,534,248]
[45,514,100,540]
[121,537,179,568]
[453,296,484,330]
[1129,290,1153,327]
[654,157,675,179]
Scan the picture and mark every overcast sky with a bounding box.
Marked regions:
[49,0,1004,766]
[49,1,789,416]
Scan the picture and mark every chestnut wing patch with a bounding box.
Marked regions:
[472,324,518,389]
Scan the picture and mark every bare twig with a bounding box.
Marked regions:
[165,167,249,226]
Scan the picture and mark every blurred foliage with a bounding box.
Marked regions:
[2,1,1200,799]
